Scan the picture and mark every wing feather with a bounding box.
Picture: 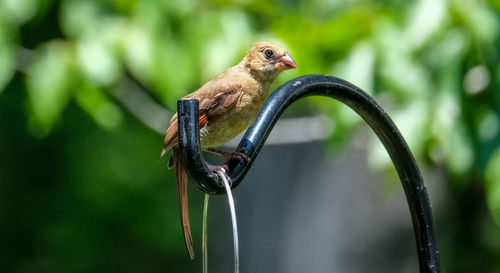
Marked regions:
[160,81,242,156]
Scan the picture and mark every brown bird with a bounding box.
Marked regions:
[161,41,297,259]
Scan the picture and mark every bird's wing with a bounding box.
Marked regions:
[160,81,243,157]
[198,82,243,123]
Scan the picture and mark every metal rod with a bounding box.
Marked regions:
[177,74,440,273]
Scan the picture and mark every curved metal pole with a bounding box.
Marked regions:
[177,74,440,273]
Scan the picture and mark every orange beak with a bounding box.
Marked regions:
[274,53,297,70]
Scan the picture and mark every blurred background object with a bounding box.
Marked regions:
[1,0,500,272]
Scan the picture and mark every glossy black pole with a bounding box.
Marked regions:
[177,74,439,273]
[176,99,225,194]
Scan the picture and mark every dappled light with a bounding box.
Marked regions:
[1,0,500,272]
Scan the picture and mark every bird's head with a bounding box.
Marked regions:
[243,41,297,80]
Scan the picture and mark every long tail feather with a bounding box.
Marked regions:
[173,148,194,259]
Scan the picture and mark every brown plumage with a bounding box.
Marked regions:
[161,41,297,259]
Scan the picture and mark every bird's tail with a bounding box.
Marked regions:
[173,148,194,260]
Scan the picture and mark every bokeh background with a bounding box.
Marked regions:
[1,0,500,272]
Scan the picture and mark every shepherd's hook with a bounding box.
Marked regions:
[176,74,440,273]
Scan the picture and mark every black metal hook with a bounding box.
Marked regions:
[177,74,440,273]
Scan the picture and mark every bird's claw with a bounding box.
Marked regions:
[231,147,251,164]
[205,147,252,187]
[206,147,252,167]
[206,163,233,187]
[206,162,228,172]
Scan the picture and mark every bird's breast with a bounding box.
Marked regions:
[200,90,266,148]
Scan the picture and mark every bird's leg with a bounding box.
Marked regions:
[206,147,251,167]
[205,148,251,187]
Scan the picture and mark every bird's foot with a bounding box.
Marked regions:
[206,162,229,172]
[205,147,251,187]
[207,147,251,167]
[230,147,251,165]
[206,163,233,186]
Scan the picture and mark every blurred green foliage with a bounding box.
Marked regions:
[1,0,500,272]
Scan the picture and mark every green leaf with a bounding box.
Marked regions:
[0,0,38,25]
[445,126,474,180]
[404,0,447,50]
[0,35,15,95]
[151,38,196,108]
[452,0,499,46]
[60,0,101,38]
[120,22,154,83]
[26,42,74,136]
[331,41,375,94]
[75,85,123,130]
[76,34,121,86]
[485,147,500,225]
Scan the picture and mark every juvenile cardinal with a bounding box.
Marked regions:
[161,41,297,259]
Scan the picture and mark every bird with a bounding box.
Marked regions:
[161,41,297,259]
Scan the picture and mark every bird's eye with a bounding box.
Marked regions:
[264,49,274,58]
